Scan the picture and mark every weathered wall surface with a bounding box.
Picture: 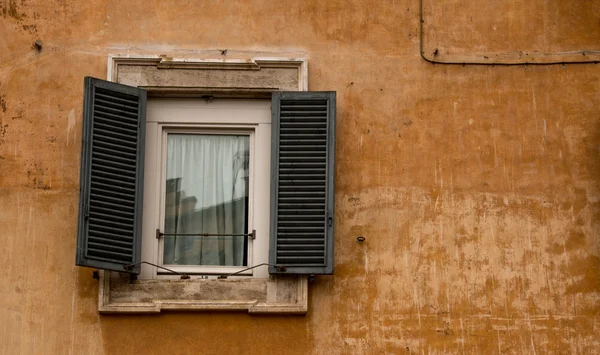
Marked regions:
[1,0,598,354]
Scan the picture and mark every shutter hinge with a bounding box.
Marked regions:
[84,204,89,219]
[327,211,333,227]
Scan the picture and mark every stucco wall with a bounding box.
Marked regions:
[0,0,598,354]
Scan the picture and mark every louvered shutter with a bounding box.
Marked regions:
[269,92,336,274]
[76,77,146,274]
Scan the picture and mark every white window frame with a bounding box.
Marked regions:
[140,99,272,279]
[158,128,254,275]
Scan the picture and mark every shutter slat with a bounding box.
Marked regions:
[278,216,324,221]
[280,153,326,158]
[281,111,327,116]
[95,98,140,114]
[94,120,138,135]
[280,171,324,176]
[90,205,135,218]
[95,91,139,105]
[91,175,136,189]
[89,210,135,224]
[279,146,326,151]
[278,209,325,214]
[88,242,135,254]
[280,134,326,138]
[90,192,136,206]
[280,104,327,110]
[92,157,136,171]
[280,123,327,128]
[278,237,325,242]
[93,130,138,148]
[89,216,136,229]
[277,251,325,256]
[92,151,137,165]
[89,230,134,243]
[87,249,134,261]
[90,187,137,204]
[89,198,135,214]
[88,222,134,235]
[89,236,133,248]
[270,92,335,275]
[278,244,324,249]
[94,103,140,120]
[93,141,138,158]
[91,181,136,194]
[280,127,326,132]
[95,110,139,126]
[76,77,146,274]
[91,168,136,183]
[276,256,325,262]
[278,228,324,233]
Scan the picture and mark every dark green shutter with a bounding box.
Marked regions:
[269,92,336,274]
[76,77,146,274]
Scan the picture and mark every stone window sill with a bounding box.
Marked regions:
[98,271,308,314]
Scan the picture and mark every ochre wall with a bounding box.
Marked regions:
[1,0,599,354]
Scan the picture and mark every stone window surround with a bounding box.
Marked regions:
[98,54,308,314]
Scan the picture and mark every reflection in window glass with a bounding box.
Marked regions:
[163,134,249,266]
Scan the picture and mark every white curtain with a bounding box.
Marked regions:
[163,134,249,266]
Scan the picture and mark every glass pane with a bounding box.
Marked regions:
[163,134,249,266]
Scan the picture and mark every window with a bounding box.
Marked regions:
[140,99,272,279]
[162,132,250,267]
[75,77,336,281]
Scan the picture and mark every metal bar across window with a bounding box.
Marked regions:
[156,229,255,239]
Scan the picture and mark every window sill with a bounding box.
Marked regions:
[97,271,308,314]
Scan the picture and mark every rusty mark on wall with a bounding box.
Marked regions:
[0,123,7,139]
[27,162,51,190]
[1,0,26,20]
[22,24,37,34]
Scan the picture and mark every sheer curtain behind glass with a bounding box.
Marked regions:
[163,134,249,266]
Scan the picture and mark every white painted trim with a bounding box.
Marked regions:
[143,100,270,278]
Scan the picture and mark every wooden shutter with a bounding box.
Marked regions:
[76,77,146,274]
[269,92,336,274]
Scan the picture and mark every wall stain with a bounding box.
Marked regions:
[28,162,51,190]
[1,0,26,20]
[0,123,7,142]
[11,107,23,120]
[22,24,37,34]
